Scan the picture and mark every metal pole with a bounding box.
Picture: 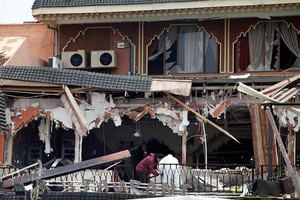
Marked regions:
[181,128,187,165]
[201,121,207,170]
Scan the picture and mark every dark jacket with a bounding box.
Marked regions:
[135,153,159,176]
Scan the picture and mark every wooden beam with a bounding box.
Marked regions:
[70,87,93,93]
[0,150,131,188]
[151,79,192,96]
[61,85,88,136]
[261,73,300,96]
[238,82,300,115]
[192,85,272,91]
[165,93,240,144]
[0,79,59,87]
[249,105,267,167]
[265,108,300,197]
[0,87,63,94]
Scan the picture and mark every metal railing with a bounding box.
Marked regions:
[0,161,42,182]
[44,163,253,196]
[0,163,298,198]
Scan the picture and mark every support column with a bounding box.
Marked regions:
[181,128,187,165]
[74,131,82,163]
[249,105,267,168]
[4,134,13,165]
[138,22,145,75]
[0,133,4,165]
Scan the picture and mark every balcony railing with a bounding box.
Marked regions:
[0,163,298,198]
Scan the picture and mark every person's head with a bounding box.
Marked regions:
[155,153,164,163]
[141,143,147,152]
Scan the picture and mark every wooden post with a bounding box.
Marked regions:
[288,125,295,165]
[181,128,187,165]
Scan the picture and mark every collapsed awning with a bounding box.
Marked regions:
[0,66,192,133]
[0,66,191,96]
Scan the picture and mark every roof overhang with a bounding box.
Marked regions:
[32,0,300,24]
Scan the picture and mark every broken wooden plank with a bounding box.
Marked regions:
[0,150,131,189]
[165,93,240,144]
[151,79,192,96]
[265,109,300,197]
[249,105,267,167]
[238,82,300,116]
[261,73,300,96]
[61,85,88,136]
[275,88,299,102]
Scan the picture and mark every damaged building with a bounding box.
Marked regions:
[0,0,299,198]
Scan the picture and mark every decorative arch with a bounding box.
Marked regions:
[146,23,221,75]
[146,24,220,55]
[62,26,135,52]
[232,20,300,72]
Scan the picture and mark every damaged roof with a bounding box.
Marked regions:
[0,66,152,92]
[0,66,152,133]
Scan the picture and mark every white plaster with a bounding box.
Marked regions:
[5,108,12,129]
[156,114,182,135]
[9,93,198,137]
[294,116,300,132]
[84,93,112,129]
[179,110,189,133]
[111,109,122,127]
[109,94,115,108]
[276,108,300,132]
[155,107,179,120]
[38,118,52,154]
[287,110,297,127]
[50,107,73,129]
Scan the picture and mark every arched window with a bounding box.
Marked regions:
[234,22,300,72]
[147,25,219,75]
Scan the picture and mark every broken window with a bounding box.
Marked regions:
[147,25,219,75]
[234,21,300,72]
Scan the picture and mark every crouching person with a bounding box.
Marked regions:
[135,153,164,183]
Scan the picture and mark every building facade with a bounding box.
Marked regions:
[0,0,299,173]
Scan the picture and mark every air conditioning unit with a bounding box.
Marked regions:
[90,50,117,68]
[61,50,86,69]
[48,57,62,69]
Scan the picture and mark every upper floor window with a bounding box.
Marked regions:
[147,25,219,75]
[234,22,300,72]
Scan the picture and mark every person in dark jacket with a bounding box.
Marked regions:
[135,153,163,183]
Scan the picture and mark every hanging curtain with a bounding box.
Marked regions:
[264,22,278,71]
[297,35,300,68]
[148,26,178,61]
[205,37,218,73]
[165,26,178,72]
[247,23,265,71]
[169,25,203,74]
[279,22,300,58]
[182,27,203,73]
